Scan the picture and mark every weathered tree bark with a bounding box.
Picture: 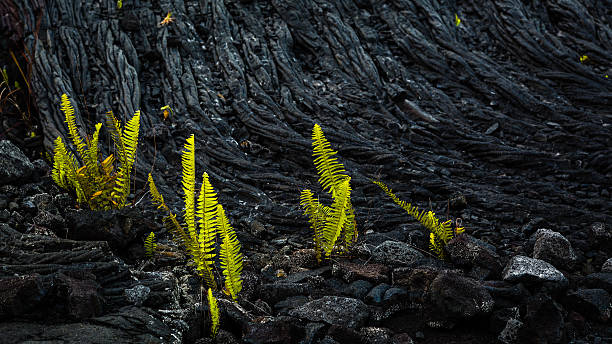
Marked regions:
[2,0,610,235]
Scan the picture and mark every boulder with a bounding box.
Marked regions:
[519,294,565,344]
[0,140,35,185]
[532,229,577,269]
[564,289,611,322]
[446,233,502,279]
[289,296,369,328]
[429,272,494,320]
[502,255,568,288]
[243,316,305,344]
[371,241,425,267]
[344,280,373,300]
[583,273,612,293]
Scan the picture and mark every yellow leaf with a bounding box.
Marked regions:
[90,191,103,199]
[455,14,461,27]
[160,11,174,26]
[580,55,588,63]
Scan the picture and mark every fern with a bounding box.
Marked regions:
[207,288,219,338]
[300,124,357,262]
[51,94,141,210]
[148,135,243,299]
[373,180,464,259]
[111,110,140,207]
[218,204,243,300]
[196,172,219,291]
[312,124,349,197]
[144,232,158,257]
[299,189,329,262]
[321,178,352,258]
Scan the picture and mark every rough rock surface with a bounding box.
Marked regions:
[0,140,36,185]
[289,296,369,328]
[429,272,494,320]
[371,241,425,267]
[502,255,568,287]
[532,228,577,268]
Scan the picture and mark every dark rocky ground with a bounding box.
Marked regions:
[0,0,611,343]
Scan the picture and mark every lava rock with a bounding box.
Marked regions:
[519,294,565,344]
[0,275,50,320]
[54,271,104,320]
[0,140,35,185]
[124,285,151,306]
[532,229,577,269]
[499,318,523,344]
[392,267,439,291]
[219,298,255,334]
[332,261,390,284]
[359,326,393,344]
[365,283,391,305]
[371,241,425,267]
[65,207,153,249]
[564,289,611,322]
[344,280,373,300]
[289,296,369,328]
[383,287,408,304]
[243,316,305,344]
[502,255,568,288]
[483,281,531,308]
[446,233,501,279]
[429,272,494,320]
[259,283,311,305]
[583,273,612,292]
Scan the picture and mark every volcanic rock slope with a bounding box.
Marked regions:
[0,0,611,343]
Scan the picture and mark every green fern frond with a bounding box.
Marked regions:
[373,180,457,259]
[207,288,219,338]
[52,136,86,203]
[218,204,243,301]
[144,232,158,257]
[195,172,219,290]
[300,189,329,262]
[112,111,140,207]
[105,110,126,163]
[429,232,444,259]
[182,135,197,243]
[322,178,352,258]
[61,94,88,164]
[312,124,349,197]
[148,173,191,249]
[87,123,103,175]
[341,204,357,252]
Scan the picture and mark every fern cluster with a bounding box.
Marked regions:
[51,94,140,210]
[300,124,357,262]
[148,135,243,300]
[373,181,464,259]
